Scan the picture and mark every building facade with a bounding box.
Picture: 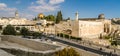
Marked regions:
[0,11,39,32]
[71,13,111,38]
[71,20,104,38]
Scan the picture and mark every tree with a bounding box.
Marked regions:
[33,17,38,21]
[56,11,63,24]
[20,27,29,37]
[55,47,80,56]
[32,32,41,39]
[111,40,118,46]
[67,17,70,20]
[2,25,16,35]
[45,15,55,21]
[16,27,20,30]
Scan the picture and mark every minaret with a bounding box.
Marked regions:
[75,11,79,21]
[15,10,19,19]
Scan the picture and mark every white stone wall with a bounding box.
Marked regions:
[0,18,37,31]
[71,21,79,37]
[44,26,55,34]
[71,20,104,38]
[78,21,104,37]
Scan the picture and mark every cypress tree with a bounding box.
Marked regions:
[56,11,63,24]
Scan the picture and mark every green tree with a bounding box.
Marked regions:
[45,15,55,21]
[67,17,70,20]
[56,11,63,24]
[2,25,16,35]
[16,27,20,30]
[56,47,80,56]
[20,27,29,36]
[32,32,41,39]
[111,40,118,46]
[33,17,38,21]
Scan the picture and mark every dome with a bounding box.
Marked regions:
[38,13,44,19]
[98,14,105,19]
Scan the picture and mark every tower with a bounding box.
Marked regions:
[75,11,79,21]
[15,10,19,19]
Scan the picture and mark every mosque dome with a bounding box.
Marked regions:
[98,14,105,19]
[38,13,44,19]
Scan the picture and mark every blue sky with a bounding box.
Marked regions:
[0,0,120,19]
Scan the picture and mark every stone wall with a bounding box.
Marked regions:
[71,21,79,37]
[71,20,104,38]
[79,21,104,37]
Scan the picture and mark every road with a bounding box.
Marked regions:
[45,36,119,56]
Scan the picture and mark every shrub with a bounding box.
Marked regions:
[32,32,41,39]
[60,33,63,37]
[103,35,112,39]
[55,47,80,56]
[111,40,117,46]
[20,27,29,36]
[64,34,69,38]
[2,25,16,35]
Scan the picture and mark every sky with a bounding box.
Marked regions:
[0,0,120,20]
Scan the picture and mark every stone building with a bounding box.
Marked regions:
[0,11,38,32]
[71,12,111,38]
[71,20,104,38]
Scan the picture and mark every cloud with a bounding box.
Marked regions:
[16,0,21,4]
[28,0,64,13]
[0,3,7,10]
[36,0,46,5]
[29,4,59,13]
[31,2,34,5]
[0,3,17,17]
[20,13,35,19]
[49,0,64,5]
[0,3,17,11]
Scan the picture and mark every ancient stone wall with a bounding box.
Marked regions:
[78,21,104,37]
[71,20,104,38]
[71,21,79,37]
